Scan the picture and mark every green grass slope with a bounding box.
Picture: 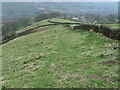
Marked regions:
[16,19,53,34]
[105,24,119,29]
[2,19,118,88]
[16,18,81,34]
[50,18,81,24]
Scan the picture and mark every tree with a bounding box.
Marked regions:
[18,17,32,27]
[35,13,49,22]
[2,17,32,36]
[35,11,68,22]
[94,15,102,23]
[85,14,102,23]
[105,14,117,23]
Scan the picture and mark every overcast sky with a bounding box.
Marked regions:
[1,0,120,2]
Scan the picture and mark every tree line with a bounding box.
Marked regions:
[2,17,33,36]
[35,12,67,22]
[85,14,118,24]
[2,12,67,37]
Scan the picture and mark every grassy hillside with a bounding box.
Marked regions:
[16,18,80,34]
[105,24,119,29]
[16,19,53,34]
[50,18,81,23]
[16,18,79,34]
[2,19,118,88]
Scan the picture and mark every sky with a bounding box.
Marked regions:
[1,0,120,2]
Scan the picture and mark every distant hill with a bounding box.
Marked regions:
[2,2,118,22]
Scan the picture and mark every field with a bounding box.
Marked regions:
[16,18,81,34]
[50,18,81,23]
[2,19,119,88]
[105,24,119,29]
[16,19,53,34]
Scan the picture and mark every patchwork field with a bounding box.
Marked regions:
[2,19,119,88]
